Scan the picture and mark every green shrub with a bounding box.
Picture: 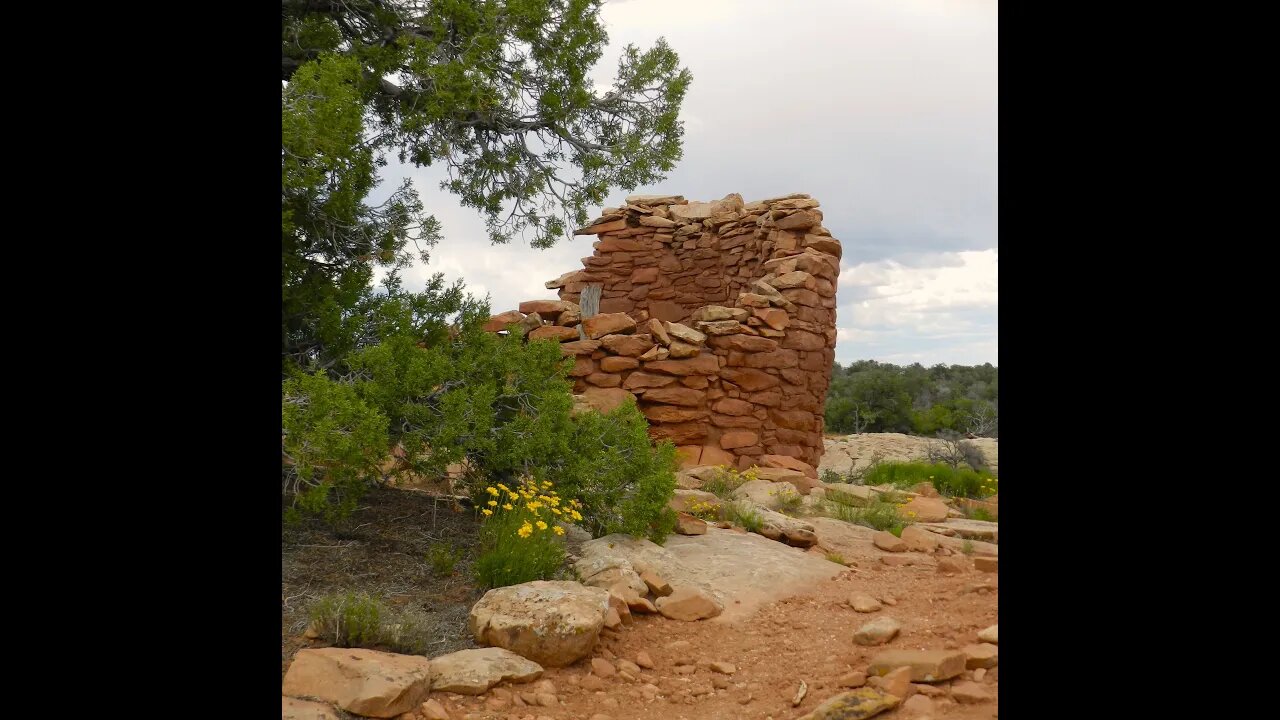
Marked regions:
[558,402,679,543]
[862,461,996,499]
[686,500,722,521]
[703,465,756,500]
[426,542,461,577]
[725,501,764,533]
[825,551,846,565]
[282,372,390,523]
[819,469,842,484]
[307,592,426,654]
[823,499,910,536]
[770,485,805,516]
[970,507,997,523]
[961,539,975,555]
[472,476,572,588]
[284,301,678,537]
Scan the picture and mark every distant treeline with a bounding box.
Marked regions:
[824,360,998,436]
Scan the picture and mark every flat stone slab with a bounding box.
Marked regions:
[918,519,998,543]
[578,529,840,624]
[662,528,841,623]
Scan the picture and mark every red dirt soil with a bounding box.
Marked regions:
[432,565,998,720]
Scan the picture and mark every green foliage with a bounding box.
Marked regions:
[725,502,764,533]
[826,360,998,436]
[686,500,721,521]
[307,591,426,654]
[823,499,909,536]
[281,0,692,372]
[862,462,997,500]
[472,478,570,589]
[825,551,847,566]
[819,469,842,485]
[703,465,757,500]
[769,485,805,516]
[561,403,679,542]
[969,507,997,523]
[282,372,390,523]
[961,540,975,555]
[427,542,462,577]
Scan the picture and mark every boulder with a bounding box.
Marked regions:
[469,581,609,667]
[795,687,901,720]
[867,649,966,682]
[655,585,723,621]
[428,647,544,695]
[281,697,340,720]
[281,648,432,718]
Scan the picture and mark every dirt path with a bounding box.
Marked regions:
[434,547,998,719]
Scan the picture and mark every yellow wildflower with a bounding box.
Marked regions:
[502,503,513,511]
[553,526,565,536]
[481,508,493,516]
[570,510,583,521]
[551,507,563,515]
[487,500,498,507]
[518,523,533,538]
[536,520,548,531]
[486,486,499,496]
[509,491,520,500]
[497,482,510,491]
[527,501,543,511]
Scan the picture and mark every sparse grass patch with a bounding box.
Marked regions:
[961,539,975,555]
[825,551,846,565]
[820,469,842,484]
[969,507,997,523]
[770,486,805,516]
[725,501,764,533]
[307,591,428,654]
[427,542,462,577]
[863,461,997,499]
[823,499,910,536]
[703,465,756,500]
[686,500,721,521]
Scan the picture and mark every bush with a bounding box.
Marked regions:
[819,469,842,485]
[472,476,574,589]
[862,461,996,499]
[823,499,910,536]
[557,402,679,543]
[703,465,756,500]
[306,591,426,654]
[769,485,805,515]
[686,500,721,521]
[284,295,678,538]
[725,501,764,533]
[921,430,989,474]
[282,372,390,523]
[427,542,461,577]
[825,551,846,565]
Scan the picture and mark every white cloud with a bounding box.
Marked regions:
[372,0,996,366]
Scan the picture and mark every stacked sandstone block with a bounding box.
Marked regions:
[483,192,842,476]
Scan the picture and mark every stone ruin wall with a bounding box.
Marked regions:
[483,191,843,477]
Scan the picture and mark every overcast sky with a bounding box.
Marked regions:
[380,0,997,367]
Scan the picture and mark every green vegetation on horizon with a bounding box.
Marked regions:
[825,360,998,436]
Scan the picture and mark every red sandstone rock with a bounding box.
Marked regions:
[582,313,637,339]
[623,372,677,390]
[529,325,580,342]
[600,333,655,356]
[641,387,706,407]
[484,310,526,332]
[645,355,719,376]
[720,368,781,391]
[599,356,640,372]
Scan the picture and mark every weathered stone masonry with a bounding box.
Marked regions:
[483,192,842,477]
